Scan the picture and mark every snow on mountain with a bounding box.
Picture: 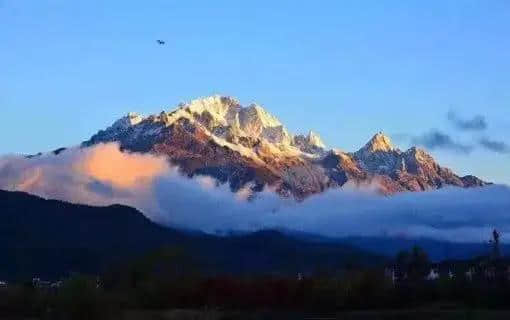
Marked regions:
[294,131,326,154]
[358,132,395,154]
[83,95,488,198]
[307,131,326,149]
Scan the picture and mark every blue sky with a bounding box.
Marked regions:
[1,0,509,184]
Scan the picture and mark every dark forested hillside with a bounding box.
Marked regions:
[0,190,382,280]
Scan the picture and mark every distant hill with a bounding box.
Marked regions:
[339,236,501,262]
[0,189,382,281]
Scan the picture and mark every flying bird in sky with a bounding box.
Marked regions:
[156,40,165,45]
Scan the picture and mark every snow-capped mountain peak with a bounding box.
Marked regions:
[84,95,488,198]
[95,112,145,141]
[293,130,326,154]
[359,132,395,153]
[182,95,241,126]
[307,131,326,149]
[115,112,144,129]
[240,104,283,128]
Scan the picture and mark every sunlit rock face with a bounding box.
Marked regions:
[294,131,326,154]
[83,95,488,198]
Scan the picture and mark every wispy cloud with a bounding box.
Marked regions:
[479,137,510,154]
[405,110,509,155]
[411,130,473,154]
[447,110,488,131]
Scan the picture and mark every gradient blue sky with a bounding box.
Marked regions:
[1,1,509,184]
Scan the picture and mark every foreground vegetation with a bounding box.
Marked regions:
[3,246,510,320]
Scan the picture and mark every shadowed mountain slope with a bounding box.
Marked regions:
[0,189,382,280]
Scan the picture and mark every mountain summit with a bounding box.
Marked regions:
[359,132,395,153]
[83,95,487,198]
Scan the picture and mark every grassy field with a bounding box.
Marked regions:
[122,309,510,320]
[4,308,510,320]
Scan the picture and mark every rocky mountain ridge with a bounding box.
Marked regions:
[83,95,487,198]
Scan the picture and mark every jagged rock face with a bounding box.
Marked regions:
[351,142,487,192]
[294,131,326,154]
[83,95,488,198]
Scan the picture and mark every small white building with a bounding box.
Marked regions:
[465,268,476,281]
[33,277,51,288]
[425,268,439,281]
[384,267,398,285]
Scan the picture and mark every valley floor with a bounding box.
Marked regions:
[117,308,510,320]
[6,308,510,320]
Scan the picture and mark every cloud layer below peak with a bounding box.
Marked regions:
[1,143,509,244]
